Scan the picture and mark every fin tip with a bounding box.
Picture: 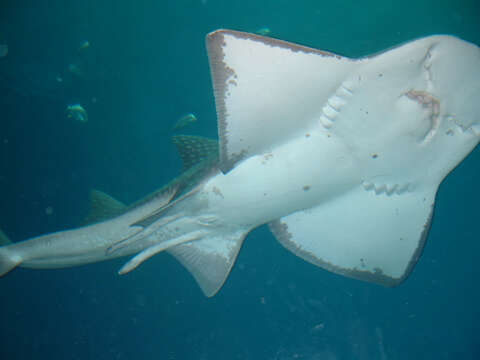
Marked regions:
[0,248,21,276]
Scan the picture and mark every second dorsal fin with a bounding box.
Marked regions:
[83,189,127,225]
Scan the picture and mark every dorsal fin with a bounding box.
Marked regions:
[83,190,127,225]
[172,135,218,172]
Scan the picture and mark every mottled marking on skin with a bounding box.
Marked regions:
[261,153,273,165]
[218,29,342,58]
[212,186,224,199]
[206,33,237,173]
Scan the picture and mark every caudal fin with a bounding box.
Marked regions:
[0,231,21,276]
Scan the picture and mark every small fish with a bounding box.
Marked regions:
[0,44,7,58]
[79,40,90,51]
[255,27,271,36]
[173,113,197,131]
[66,104,88,123]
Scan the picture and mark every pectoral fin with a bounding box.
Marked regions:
[270,185,436,286]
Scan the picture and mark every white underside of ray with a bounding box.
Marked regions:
[208,32,357,172]
[270,185,435,283]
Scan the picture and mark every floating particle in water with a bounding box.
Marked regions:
[173,113,197,131]
[68,63,82,76]
[311,323,325,332]
[0,44,7,57]
[66,103,88,123]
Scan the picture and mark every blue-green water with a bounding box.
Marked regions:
[1,1,479,359]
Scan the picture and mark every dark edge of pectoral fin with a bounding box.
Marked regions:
[269,186,436,287]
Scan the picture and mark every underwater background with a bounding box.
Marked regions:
[1,0,479,359]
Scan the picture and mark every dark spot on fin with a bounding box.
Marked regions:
[172,135,219,172]
[82,189,127,225]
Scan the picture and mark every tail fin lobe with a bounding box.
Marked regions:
[0,247,21,276]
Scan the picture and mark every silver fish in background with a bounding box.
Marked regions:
[0,30,479,297]
[173,113,197,131]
